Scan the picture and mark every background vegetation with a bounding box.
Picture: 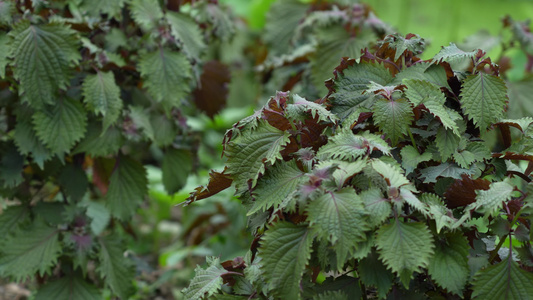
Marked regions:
[0,0,532,299]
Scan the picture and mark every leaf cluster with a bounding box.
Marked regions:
[185,33,533,299]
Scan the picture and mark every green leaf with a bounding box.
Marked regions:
[435,127,462,161]
[307,188,369,266]
[182,257,227,300]
[128,106,154,140]
[0,205,30,234]
[313,291,348,300]
[248,160,305,215]
[432,43,477,64]
[286,94,338,124]
[0,219,61,281]
[259,222,314,300]
[507,77,533,119]
[85,201,110,235]
[392,63,451,90]
[496,117,533,133]
[472,256,533,300]
[400,145,432,174]
[151,115,176,147]
[453,149,477,168]
[403,79,444,107]
[358,249,394,299]
[461,73,508,130]
[129,0,163,32]
[13,116,52,168]
[361,188,391,228]
[162,149,193,194]
[420,193,468,233]
[380,33,425,61]
[106,156,148,220]
[328,61,393,118]
[166,11,206,62]
[263,0,307,56]
[419,162,477,183]
[0,33,9,77]
[58,164,88,202]
[468,181,514,217]
[98,236,135,299]
[73,123,123,157]
[138,49,192,109]
[372,98,413,145]
[428,233,469,295]
[317,130,390,161]
[80,0,126,17]
[311,27,375,94]
[0,143,24,188]
[0,0,14,25]
[375,220,434,289]
[33,98,88,155]
[9,21,80,108]
[82,71,123,130]
[225,121,291,194]
[34,274,101,300]
[371,159,410,188]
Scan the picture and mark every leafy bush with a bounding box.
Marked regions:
[0,0,238,298]
[185,33,533,299]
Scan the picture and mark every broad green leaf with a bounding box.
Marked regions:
[507,77,533,119]
[73,123,123,157]
[0,1,14,25]
[34,274,101,300]
[182,257,227,300]
[375,220,434,288]
[166,11,206,62]
[419,162,477,183]
[400,145,432,174]
[313,291,348,300]
[468,181,514,217]
[420,193,468,233]
[472,256,533,300]
[138,49,192,109]
[0,205,30,234]
[461,73,508,130]
[129,0,163,31]
[307,188,369,266]
[0,219,61,281]
[313,275,361,299]
[403,79,444,107]
[58,164,88,202]
[86,201,110,235]
[380,33,425,61]
[371,159,410,188]
[432,43,477,64]
[435,127,462,160]
[392,63,451,90]
[361,188,391,228]
[105,156,148,220]
[328,61,393,118]
[0,33,8,77]
[263,0,307,56]
[317,130,387,161]
[80,0,125,17]
[372,98,413,145]
[286,94,338,124]
[13,116,52,168]
[9,21,80,108]
[98,236,135,299]
[82,71,123,130]
[496,117,533,133]
[358,250,394,299]
[316,159,367,188]
[311,26,375,94]
[162,149,192,194]
[225,121,291,194]
[428,233,469,295]
[151,115,176,147]
[0,143,23,188]
[453,149,477,168]
[248,160,305,215]
[128,106,154,140]
[33,98,88,155]
[259,222,313,300]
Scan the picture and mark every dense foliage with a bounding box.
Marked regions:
[185,34,533,299]
[0,0,239,298]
